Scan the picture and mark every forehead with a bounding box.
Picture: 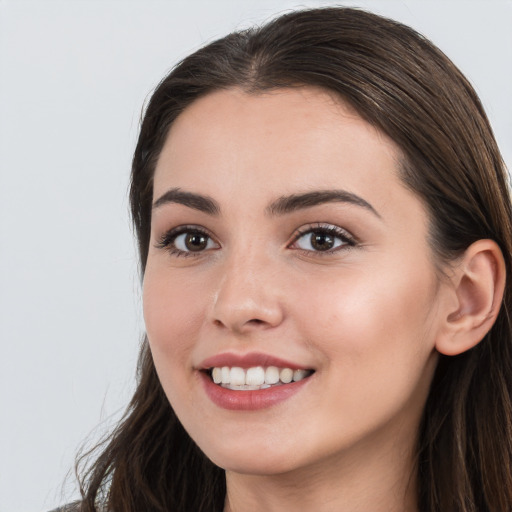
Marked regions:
[153,87,409,215]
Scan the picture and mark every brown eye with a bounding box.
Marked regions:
[168,230,218,254]
[292,225,354,253]
[310,233,335,251]
[184,232,209,251]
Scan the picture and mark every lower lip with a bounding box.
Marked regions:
[199,371,312,410]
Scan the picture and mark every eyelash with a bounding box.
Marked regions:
[155,225,217,258]
[289,223,356,255]
[155,223,356,258]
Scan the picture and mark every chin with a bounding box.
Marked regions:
[210,452,299,476]
[196,434,304,476]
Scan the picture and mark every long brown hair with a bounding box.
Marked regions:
[77,7,512,511]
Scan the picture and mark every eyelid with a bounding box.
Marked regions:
[155,224,219,257]
[155,222,356,258]
[288,223,357,253]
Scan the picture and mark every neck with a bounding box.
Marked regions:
[223,432,419,512]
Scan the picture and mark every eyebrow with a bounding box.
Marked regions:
[152,187,380,218]
[267,190,381,218]
[152,188,220,215]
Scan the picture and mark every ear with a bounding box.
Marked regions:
[436,239,506,356]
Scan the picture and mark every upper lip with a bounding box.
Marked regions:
[198,352,312,370]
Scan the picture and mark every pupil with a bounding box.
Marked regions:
[311,233,334,251]
[185,233,208,251]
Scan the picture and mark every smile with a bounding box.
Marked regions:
[198,354,315,410]
[209,366,314,390]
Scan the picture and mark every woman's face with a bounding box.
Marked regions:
[143,87,447,476]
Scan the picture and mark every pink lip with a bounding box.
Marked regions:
[197,352,314,411]
[198,352,310,370]
[199,371,312,411]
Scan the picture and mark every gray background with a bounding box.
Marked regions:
[1,1,511,510]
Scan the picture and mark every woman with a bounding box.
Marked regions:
[71,6,512,512]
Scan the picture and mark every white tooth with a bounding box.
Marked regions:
[212,367,222,384]
[280,368,293,384]
[293,369,309,382]
[265,366,280,385]
[221,366,230,384]
[230,367,246,386]
[246,366,265,386]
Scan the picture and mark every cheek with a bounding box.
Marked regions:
[293,266,438,439]
[293,259,439,382]
[142,265,206,363]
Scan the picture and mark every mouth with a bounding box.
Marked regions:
[204,366,315,391]
[198,353,316,409]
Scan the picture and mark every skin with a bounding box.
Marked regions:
[143,87,458,512]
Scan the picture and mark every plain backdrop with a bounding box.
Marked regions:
[0,1,510,510]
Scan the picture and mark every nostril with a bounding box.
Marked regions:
[213,318,266,328]
[211,299,284,332]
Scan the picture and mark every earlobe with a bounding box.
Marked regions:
[436,239,506,356]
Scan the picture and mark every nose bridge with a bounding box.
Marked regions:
[211,239,284,333]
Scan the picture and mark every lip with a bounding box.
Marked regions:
[197,352,315,410]
[198,351,311,371]
[199,371,312,411]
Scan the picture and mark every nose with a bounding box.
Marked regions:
[210,253,285,334]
